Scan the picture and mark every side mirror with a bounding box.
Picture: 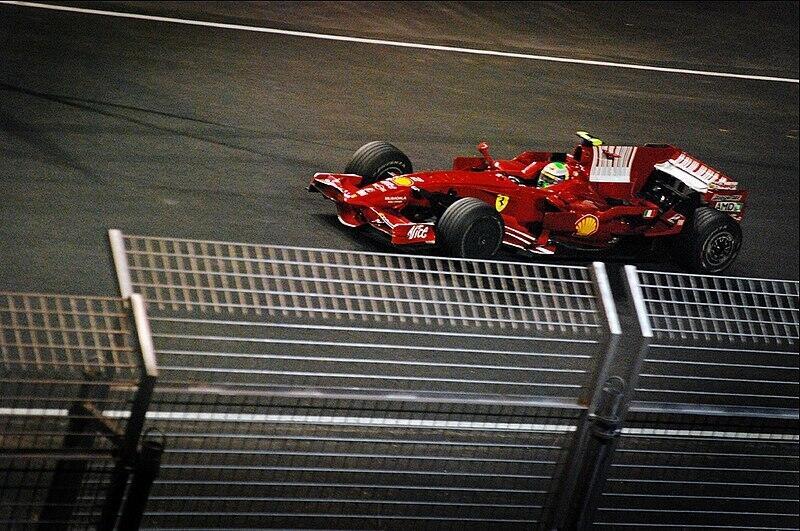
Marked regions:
[477,141,495,165]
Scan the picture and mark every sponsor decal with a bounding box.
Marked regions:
[714,201,743,213]
[372,182,386,192]
[406,224,430,240]
[711,194,742,202]
[495,195,510,212]
[642,209,657,219]
[574,214,599,237]
[383,181,397,190]
[411,176,424,183]
[356,189,369,197]
[393,176,414,187]
[385,195,406,203]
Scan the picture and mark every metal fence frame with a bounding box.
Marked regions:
[2,229,798,528]
[0,291,161,529]
[108,230,630,529]
[589,266,799,529]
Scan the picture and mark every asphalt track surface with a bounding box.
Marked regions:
[0,1,798,298]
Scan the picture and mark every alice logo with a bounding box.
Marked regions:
[495,195,510,212]
[575,214,599,237]
[407,225,430,240]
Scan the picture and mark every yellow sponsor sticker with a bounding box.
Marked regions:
[495,195,510,212]
[392,176,414,187]
[575,214,599,237]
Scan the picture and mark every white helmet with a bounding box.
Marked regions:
[538,162,568,188]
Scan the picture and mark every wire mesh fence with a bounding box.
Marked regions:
[5,231,798,528]
[593,268,800,529]
[137,388,581,528]
[0,291,156,529]
[112,232,617,404]
[635,270,799,344]
[109,231,621,529]
[628,269,799,413]
[595,427,799,529]
[118,233,605,333]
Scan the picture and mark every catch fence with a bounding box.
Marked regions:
[1,230,797,529]
[0,291,160,529]
[593,268,799,529]
[109,231,624,529]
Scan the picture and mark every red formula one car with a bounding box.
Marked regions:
[309,133,747,273]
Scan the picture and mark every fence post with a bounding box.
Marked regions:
[555,376,626,529]
[542,262,621,529]
[573,265,653,528]
[109,229,134,298]
[97,294,159,529]
[118,433,164,531]
[544,263,652,530]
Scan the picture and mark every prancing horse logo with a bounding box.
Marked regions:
[495,195,510,212]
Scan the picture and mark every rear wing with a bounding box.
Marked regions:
[653,152,746,222]
[654,152,738,192]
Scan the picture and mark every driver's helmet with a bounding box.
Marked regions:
[538,162,568,188]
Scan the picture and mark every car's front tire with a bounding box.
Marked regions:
[673,206,742,273]
[437,198,504,259]
[344,141,413,186]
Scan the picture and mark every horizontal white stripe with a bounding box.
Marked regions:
[505,227,535,242]
[0,407,573,433]
[0,1,797,84]
[2,408,797,440]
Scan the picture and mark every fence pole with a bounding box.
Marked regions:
[567,265,653,529]
[97,294,159,529]
[118,434,164,531]
[109,229,133,298]
[542,262,622,529]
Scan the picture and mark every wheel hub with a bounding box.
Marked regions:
[704,231,736,268]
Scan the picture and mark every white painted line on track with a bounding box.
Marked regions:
[2,0,798,84]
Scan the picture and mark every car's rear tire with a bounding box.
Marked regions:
[344,141,413,186]
[437,198,504,259]
[672,206,742,273]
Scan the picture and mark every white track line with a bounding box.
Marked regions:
[2,0,797,84]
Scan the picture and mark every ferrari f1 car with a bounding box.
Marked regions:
[309,133,747,273]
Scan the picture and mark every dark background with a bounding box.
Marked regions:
[1,1,798,296]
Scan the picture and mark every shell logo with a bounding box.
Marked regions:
[574,214,599,237]
[392,176,414,187]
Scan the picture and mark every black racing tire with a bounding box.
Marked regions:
[344,141,413,186]
[672,206,742,273]
[437,197,504,259]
